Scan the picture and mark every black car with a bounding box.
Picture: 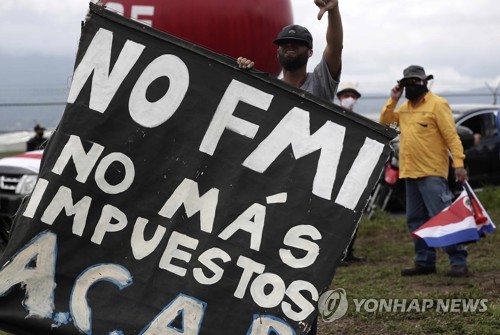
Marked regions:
[452,104,500,188]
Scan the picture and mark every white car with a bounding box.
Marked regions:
[0,151,42,247]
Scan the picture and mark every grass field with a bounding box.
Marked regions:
[319,186,500,335]
[0,187,498,335]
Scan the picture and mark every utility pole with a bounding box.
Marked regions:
[485,81,500,105]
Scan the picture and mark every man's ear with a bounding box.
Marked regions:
[308,49,313,57]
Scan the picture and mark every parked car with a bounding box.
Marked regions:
[367,104,500,214]
[452,104,500,188]
[0,151,42,248]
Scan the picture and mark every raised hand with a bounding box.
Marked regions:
[390,85,404,101]
[314,0,339,20]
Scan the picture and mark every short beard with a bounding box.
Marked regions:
[278,52,308,71]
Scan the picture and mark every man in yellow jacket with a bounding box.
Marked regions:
[380,65,469,277]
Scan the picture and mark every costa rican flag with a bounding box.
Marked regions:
[412,187,495,247]
[0,150,43,173]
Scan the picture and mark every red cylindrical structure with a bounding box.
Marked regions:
[104,0,293,76]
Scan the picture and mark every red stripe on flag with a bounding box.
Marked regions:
[12,153,43,160]
[417,194,472,229]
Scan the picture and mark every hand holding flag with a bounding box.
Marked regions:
[412,182,495,247]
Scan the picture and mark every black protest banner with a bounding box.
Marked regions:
[0,3,396,335]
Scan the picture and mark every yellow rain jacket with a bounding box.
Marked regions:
[380,91,465,179]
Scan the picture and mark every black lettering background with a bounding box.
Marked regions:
[0,4,396,334]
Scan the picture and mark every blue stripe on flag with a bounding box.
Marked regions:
[421,228,480,247]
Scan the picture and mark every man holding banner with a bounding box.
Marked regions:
[380,65,469,278]
[238,0,343,103]
[239,1,343,333]
[0,1,397,334]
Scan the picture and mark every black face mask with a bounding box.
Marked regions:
[405,85,428,101]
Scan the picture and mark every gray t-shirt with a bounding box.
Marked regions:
[300,57,340,103]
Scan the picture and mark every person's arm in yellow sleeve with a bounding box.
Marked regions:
[435,100,468,182]
[380,84,402,125]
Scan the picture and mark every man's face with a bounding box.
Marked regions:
[338,93,358,111]
[277,42,311,71]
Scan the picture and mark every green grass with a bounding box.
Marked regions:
[319,186,500,335]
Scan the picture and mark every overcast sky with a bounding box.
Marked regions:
[1,0,499,94]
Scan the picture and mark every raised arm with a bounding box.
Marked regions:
[380,85,403,125]
[315,0,343,80]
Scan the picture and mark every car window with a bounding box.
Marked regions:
[460,112,498,139]
[481,113,498,138]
